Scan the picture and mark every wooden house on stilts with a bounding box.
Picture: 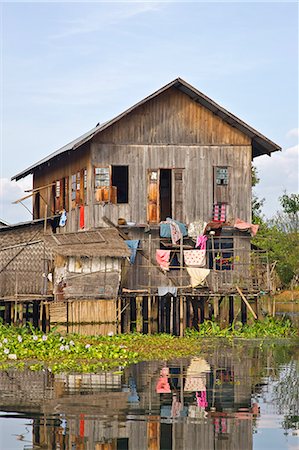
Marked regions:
[3,78,280,333]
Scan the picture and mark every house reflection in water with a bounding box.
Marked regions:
[0,349,262,450]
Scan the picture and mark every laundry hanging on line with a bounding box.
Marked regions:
[195,235,208,250]
[186,267,210,288]
[125,240,140,264]
[213,203,226,222]
[183,250,206,267]
[156,250,171,271]
[157,286,178,297]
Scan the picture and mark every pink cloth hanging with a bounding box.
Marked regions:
[196,391,208,408]
[196,235,208,250]
[156,250,171,271]
[234,218,259,236]
[213,203,226,222]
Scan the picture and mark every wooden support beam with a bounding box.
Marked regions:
[136,296,143,333]
[179,295,184,337]
[236,286,257,320]
[148,295,151,335]
[213,297,219,319]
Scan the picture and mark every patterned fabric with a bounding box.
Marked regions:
[156,250,171,271]
[183,250,206,267]
[213,203,226,222]
[188,220,207,239]
[195,235,208,250]
[169,220,182,244]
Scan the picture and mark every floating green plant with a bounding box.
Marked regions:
[0,317,296,374]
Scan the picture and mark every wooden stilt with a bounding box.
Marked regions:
[179,296,184,337]
[148,295,151,335]
[213,297,219,319]
[229,296,234,325]
[11,303,15,324]
[204,297,209,320]
[136,296,143,333]
[19,303,23,325]
[39,301,43,329]
[14,301,18,324]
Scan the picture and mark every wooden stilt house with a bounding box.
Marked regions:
[9,78,280,331]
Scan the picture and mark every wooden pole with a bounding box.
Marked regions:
[136,296,143,333]
[236,286,257,320]
[179,295,184,337]
[19,303,23,325]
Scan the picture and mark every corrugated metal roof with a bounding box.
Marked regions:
[11,78,281,181]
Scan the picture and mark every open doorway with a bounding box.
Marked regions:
[160,169,172,221]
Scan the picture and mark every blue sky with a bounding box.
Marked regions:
[0,1,298,223]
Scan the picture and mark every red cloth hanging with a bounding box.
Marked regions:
[79,205,84,229]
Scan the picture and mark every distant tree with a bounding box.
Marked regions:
[251,165,265,223]
[253,191,299,287]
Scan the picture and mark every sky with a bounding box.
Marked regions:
[0,1,298,224]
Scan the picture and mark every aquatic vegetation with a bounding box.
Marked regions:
[0,317,296,374]
[185,316,297,338]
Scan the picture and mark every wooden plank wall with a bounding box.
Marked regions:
[91,144,252,228]
[32,87,252,233]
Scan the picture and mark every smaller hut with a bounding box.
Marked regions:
[44,228,130,332]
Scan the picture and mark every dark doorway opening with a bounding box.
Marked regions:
[160,169,172,220]
[112,166,129,203]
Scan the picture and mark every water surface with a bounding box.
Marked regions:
[0,339,298,450]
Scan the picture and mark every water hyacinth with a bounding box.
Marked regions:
[0,317,296,375]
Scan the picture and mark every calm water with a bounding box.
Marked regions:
[0,339,298,450]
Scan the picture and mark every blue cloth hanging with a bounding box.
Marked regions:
[125,240,140,264]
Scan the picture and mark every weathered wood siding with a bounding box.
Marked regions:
[91,144,252,228]
[33,143,92,232]
[32,87,252,232]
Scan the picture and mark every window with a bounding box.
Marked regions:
[71,174,76,206]
[214,166,230,204]
[208,236,234,271]
[112,166,129,203]
[216,167,228,185]
[94,166,117,203]
[84,168,87,201]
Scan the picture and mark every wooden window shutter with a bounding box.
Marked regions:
[172,169,184,222]
[76,171,81,205]
[80,169,85,205]
[214,166,230,204]
[64,177,69,211]
[147,170,160,223]
[94,166,112,203]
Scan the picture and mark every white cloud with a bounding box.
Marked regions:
[254,144,299,218]
[0,177,33,225]
[286,128,299,140]
[50,3,161,40]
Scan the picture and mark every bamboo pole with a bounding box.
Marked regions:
[236,286,257,320]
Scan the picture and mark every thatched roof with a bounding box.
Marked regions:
[44,228,130,258]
